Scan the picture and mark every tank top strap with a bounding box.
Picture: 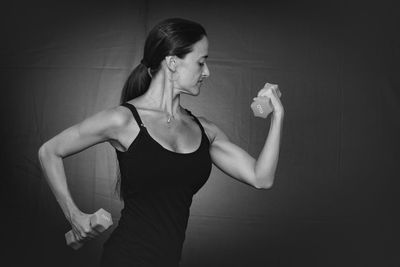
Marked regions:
[184,108,206,134]
[121,102,145,128]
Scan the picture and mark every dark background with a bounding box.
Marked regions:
[1,0,399,266]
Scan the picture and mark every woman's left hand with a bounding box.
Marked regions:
[253,83,284,116]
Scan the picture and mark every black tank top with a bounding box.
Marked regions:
[103,102,212,266]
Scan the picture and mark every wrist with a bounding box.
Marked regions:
[60,196,79,222]
[272,111,284,119]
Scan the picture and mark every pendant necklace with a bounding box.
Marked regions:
[166,113,175,128]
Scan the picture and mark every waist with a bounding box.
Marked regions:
[118,198,190,241]
[106,220,184,265]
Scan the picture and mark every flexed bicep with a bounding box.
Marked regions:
[202,118,259,188]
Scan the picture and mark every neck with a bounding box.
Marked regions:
[141,71,182,119]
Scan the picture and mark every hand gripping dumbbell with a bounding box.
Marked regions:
[251,83,281,118]
[65,208,113,250]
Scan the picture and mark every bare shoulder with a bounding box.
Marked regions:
[197,116,229,143]
[103,105,130,122]
[77,104,133,141]
[100,104,138,139]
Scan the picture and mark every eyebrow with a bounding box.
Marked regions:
[199,55,208,59]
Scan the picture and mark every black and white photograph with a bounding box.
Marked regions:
[1,0,399,266]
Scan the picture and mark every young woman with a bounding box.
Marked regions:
[38,17,284,267]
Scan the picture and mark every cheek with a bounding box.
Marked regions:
[179,68,200,84]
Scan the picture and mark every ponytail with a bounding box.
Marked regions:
[119,63,151,104]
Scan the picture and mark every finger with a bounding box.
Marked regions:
[272,85,281,98]
[265,83,281,97]
[264,82,277,90]
[253,95,269,102]
[91,228,102,235]
[267,84,281,98]
[80,231,87,239]
[269,91,283,109]
[87,217,101,236]
[271,89,281,101]
[257,88,269,97]
[72,224,82,239]
[73,229,82,242]
[81,227,95,239]
[87,219,101,238]
[271,88,279,98]
[77,224,88,239]
[86,229,99,238]
[83,234,94,241]
[259,83,278,97]
[271,84,282,97]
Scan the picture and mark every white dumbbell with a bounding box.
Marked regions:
[251,83,281,118]
[65,208,113,250]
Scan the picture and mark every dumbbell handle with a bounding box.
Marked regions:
[65,208,113,250]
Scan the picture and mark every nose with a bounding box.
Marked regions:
[202,62,210,78]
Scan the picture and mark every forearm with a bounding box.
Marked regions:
[38,146,79,222]
[254,113,284,188]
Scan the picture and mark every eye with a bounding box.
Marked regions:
[199,62,205,66]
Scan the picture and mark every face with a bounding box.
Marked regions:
[173,36,210,95]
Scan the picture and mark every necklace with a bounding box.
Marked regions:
[166,113,175,127]
[167,115,173,123]
[165,109,180,124]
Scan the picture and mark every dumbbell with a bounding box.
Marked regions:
[65,208,113,250]
[251,83,281,118]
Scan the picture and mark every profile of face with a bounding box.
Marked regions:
[171,36,210,95]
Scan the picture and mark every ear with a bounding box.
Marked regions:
[165,55,177,72]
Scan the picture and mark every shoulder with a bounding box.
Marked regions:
[85,104,134,140]
[101,105,132,126]
[197,116,229,144]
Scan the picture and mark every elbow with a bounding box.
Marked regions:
[38,142,50,159]
[38,145,45,159]
[254,177,274,190]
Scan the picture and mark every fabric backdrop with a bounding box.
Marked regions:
[1,0,399,266]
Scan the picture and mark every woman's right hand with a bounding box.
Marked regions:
[37,106,123,243]
[68,209,100,242]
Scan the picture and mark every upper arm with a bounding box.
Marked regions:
[39,107,127,159]
[199,117,259,188]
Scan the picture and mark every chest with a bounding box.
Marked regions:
[117,128,212,195]
[144,120,202,154]
[115,113,210,154]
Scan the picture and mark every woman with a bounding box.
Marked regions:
[38,18,284,267]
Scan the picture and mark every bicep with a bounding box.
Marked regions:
[207,121,258,188]
[41,108,125,158]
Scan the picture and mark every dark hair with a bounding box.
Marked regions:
[119,17,207,104]
[115,18,207,201]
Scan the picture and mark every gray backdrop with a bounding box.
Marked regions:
[1,0,399,266]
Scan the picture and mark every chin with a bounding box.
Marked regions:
[187,85,201,96]
[193,86,201,96]
[179,84,202,96]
